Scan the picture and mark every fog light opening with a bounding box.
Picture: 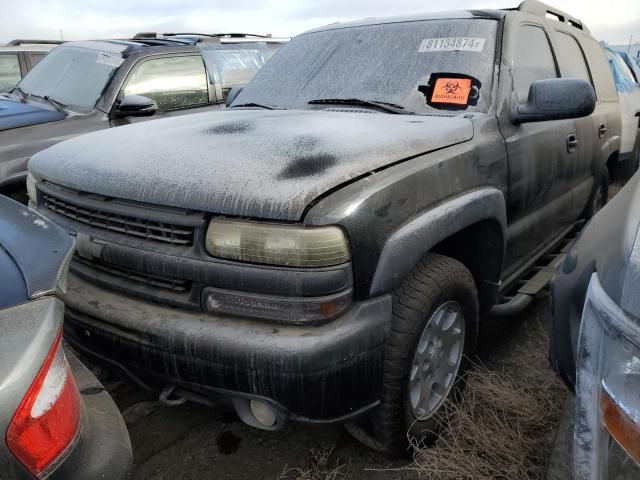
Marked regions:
[232,397,285,431]
[250,400,277,427]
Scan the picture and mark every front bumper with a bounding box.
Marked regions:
[50,349,132,480]
[63,272,392,422]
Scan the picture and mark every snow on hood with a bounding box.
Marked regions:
[29,109,473,221]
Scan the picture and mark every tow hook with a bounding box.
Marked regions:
[159,385,188,407]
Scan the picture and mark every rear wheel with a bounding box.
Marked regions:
[353,254,479,455]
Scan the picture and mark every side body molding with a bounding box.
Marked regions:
[369,188,507,296]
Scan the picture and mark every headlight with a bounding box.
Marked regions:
[600,327,640,466]
[205,218,350,267]
[26,173,38,205]
[574,274,640,477]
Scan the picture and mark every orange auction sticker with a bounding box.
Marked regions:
[431,78,472,105]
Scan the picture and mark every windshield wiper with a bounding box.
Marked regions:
[40,95,68,113]
[307,98,409,114]
[11,86,31,101]
[230,102,284,110]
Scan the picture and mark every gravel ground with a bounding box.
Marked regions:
[87,296,564,480]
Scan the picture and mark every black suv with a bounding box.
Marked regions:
[0,33,286,192]
[30,1,621,453]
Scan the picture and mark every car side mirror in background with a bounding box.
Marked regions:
[511,78,596,125]
[114,95,157,117]
[225,87,244,107]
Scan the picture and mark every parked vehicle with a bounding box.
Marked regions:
[29,0,620,453]
[0,40,60,92]
[549,171,640,479]
[604,46,640,183]
[0,33,285,193]
[0,195,131,479]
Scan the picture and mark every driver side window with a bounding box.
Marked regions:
[123,55,209,111]
[513,25,558,102]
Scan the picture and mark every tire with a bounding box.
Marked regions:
[361,253,479,455]
[585,168,608,220]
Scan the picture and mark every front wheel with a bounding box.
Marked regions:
[363,253,479,455]
[585,168,609,219]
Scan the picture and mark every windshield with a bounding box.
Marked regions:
[17,46,121,112]
[234,19,498,114]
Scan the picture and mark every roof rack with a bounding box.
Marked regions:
[518,0,589,33]
[6,39,64,46]
[162,32,272,39]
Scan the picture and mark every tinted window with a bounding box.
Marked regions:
[513,25,558,102]
[18,46,121,112]
[235,19,499,114]
[0,54,21,91]
[581,37,618,102]
[554,32,591,83]
[124,56,208,111]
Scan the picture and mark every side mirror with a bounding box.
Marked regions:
[225,86,243,107]
[114,95,157,117]
[511,78,596,125]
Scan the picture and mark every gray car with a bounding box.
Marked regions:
[0,195,131,479]
[0,40,60,91]
[0,33,286,193]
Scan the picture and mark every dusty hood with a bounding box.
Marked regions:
[29,109,473,221]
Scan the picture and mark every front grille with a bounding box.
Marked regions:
[74,256,191,293]
[41,192,194,246]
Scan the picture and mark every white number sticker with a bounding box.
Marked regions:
[96,52,124,68]
[418,37,486,53]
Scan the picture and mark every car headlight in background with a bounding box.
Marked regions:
[205,218,350,267]
[600,328,640,466]
[26,173,38,205]
[574,274,640,479]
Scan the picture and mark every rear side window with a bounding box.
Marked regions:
[26,53,47,69]
[513,25,558,102]
[123,55,209,111]
[201,46,267,101]
[554,32,592,84]
[0,54,21,91]
[581,37,618,102]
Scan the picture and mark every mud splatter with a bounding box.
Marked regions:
[216,430,242,455]
[279,154,337,179]
[206,120,254,135]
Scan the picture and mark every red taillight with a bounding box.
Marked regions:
[6,330,81,477]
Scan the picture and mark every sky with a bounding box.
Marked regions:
[2,0,638,46]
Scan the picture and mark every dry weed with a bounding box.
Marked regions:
[410,320,566,480]
[279,446,349,480]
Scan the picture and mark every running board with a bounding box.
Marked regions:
[490,229,577,317]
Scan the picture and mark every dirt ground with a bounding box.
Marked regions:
[88,295,565,480]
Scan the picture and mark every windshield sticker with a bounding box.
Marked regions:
[431,78,472,105]
[418,73,482,111]
[96,52,124,68]
[418,37,485,53]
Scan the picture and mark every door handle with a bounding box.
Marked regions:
[567,133,578,153]
[599,124,607,138]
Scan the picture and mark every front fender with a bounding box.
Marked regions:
[369,188,506,296]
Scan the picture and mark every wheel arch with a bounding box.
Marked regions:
[369,188,506,314]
